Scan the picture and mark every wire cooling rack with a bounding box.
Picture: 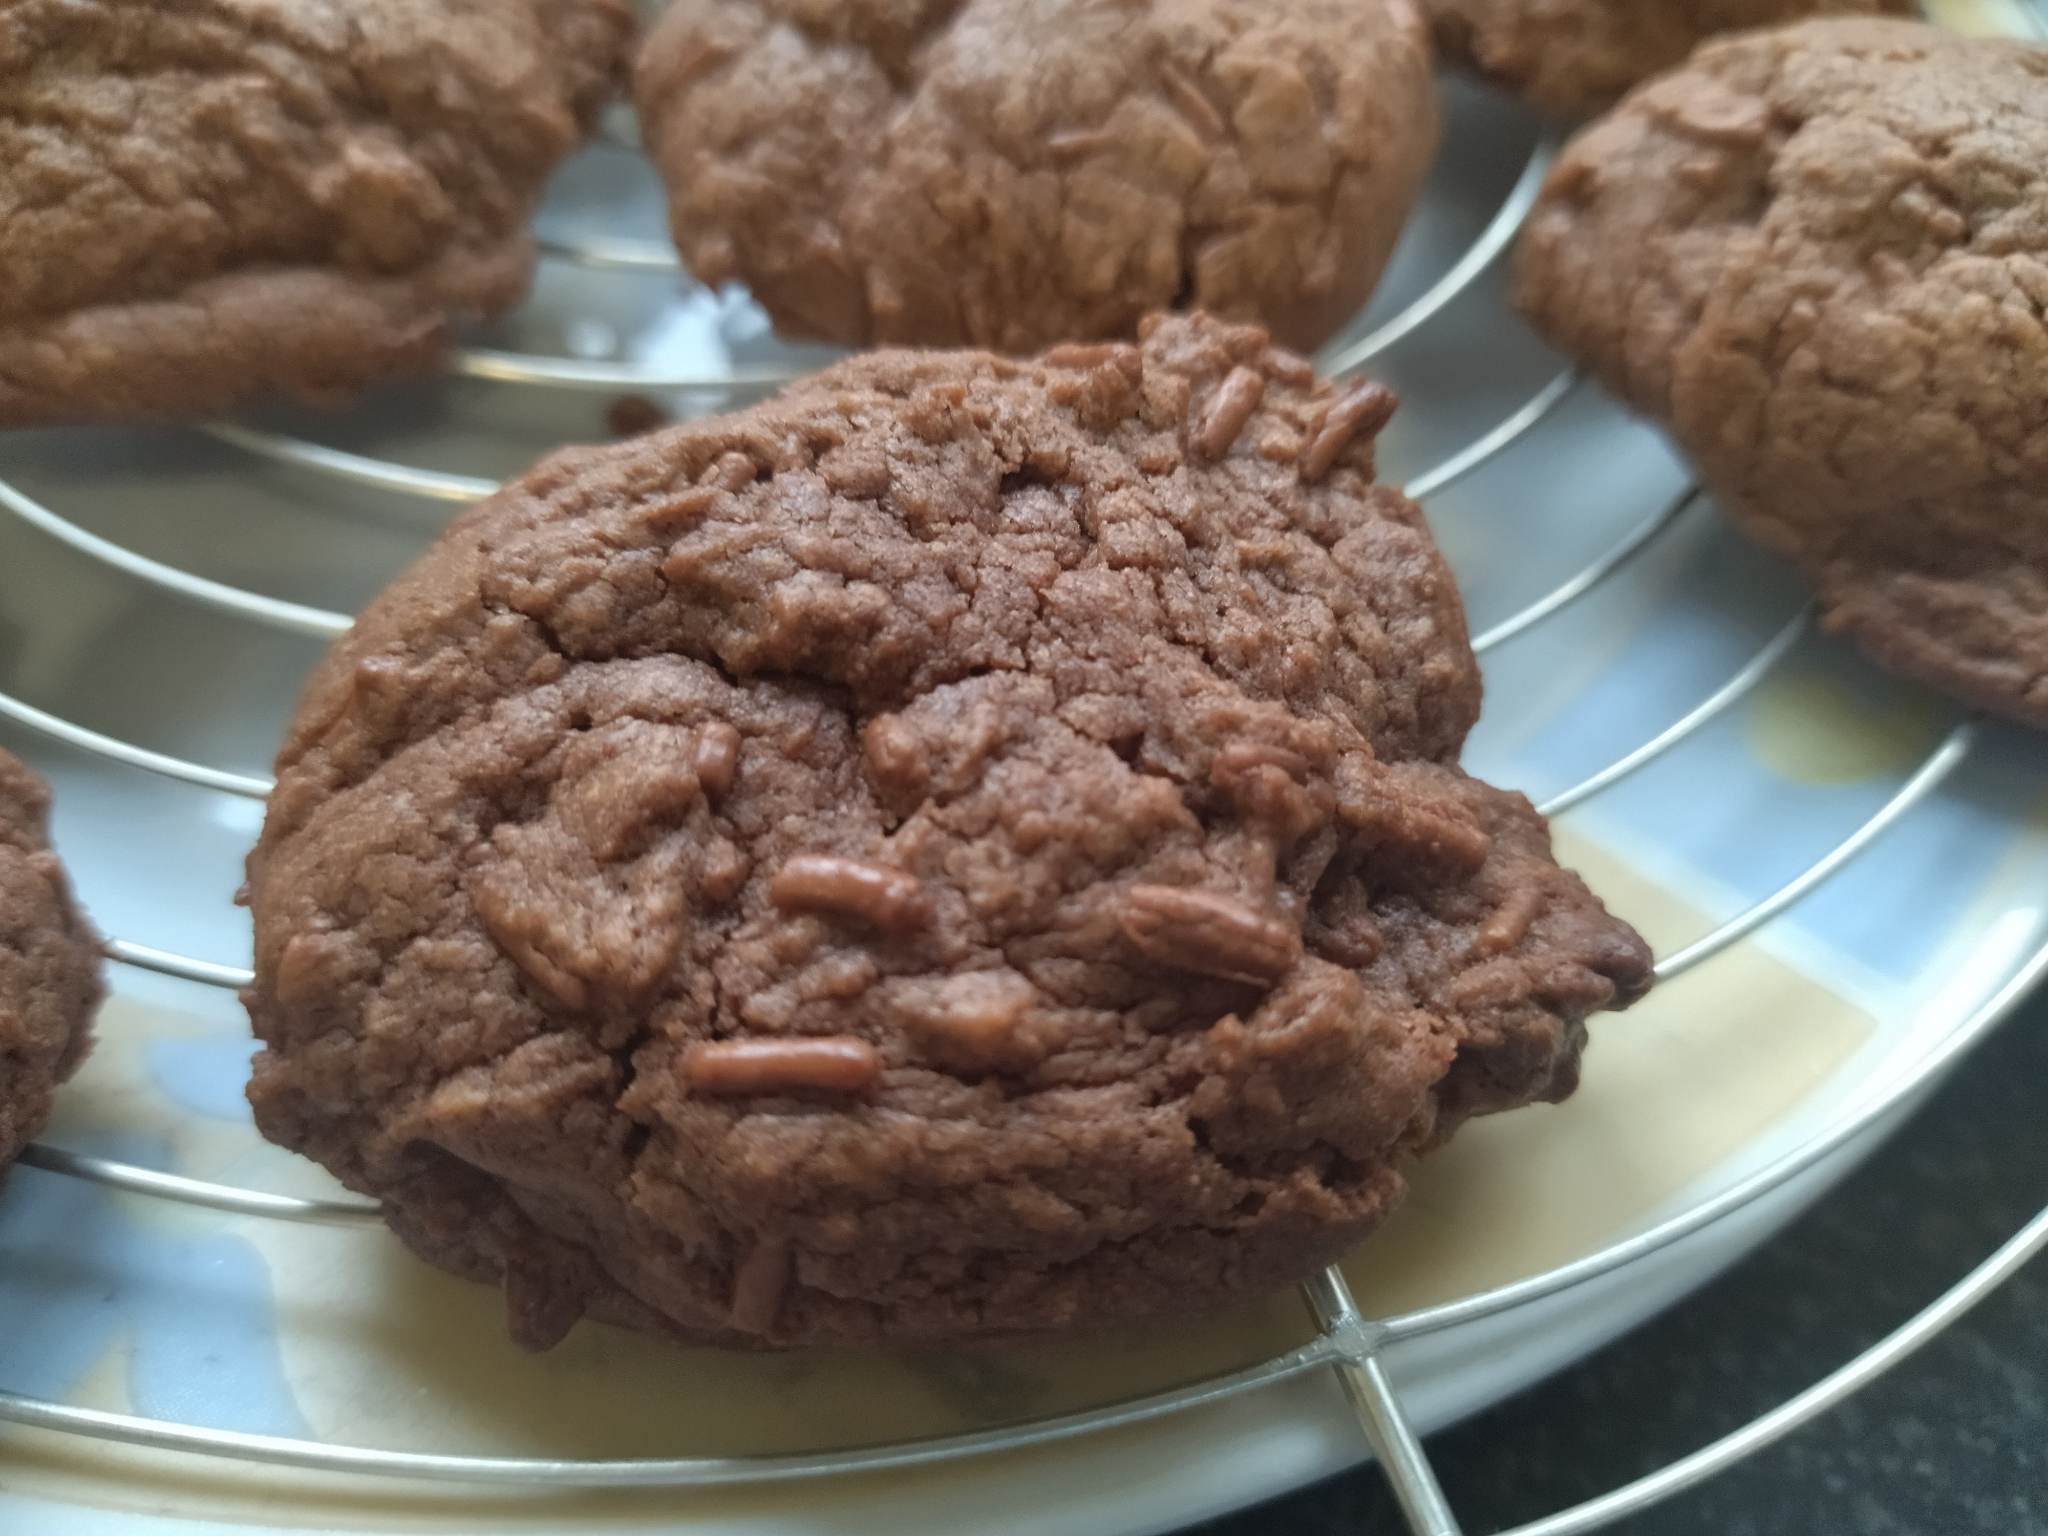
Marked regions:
[3,11,2047,1533]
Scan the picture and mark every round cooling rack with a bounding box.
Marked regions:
[1,8,2045,1535]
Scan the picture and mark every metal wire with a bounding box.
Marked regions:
[443,137,1559,396]
[1404,368,1581,502]
[1308,1273,1462,1536]
[2,43,2042,1530]
[1321,139,1557,377]
[1498,1201,2048,1536]
[1382,923,2048,1352]
[13,1145,380,1227]
[1470,487,1700,653]
[0,475,351,638]
[0,689,274,800]
[1341,1355,1462,1536]
[104,936,256,991]
[1535,606,1813,818]
[179,364,1577,521]
[535,231,679,274]
[0,1336,1352,1488]
[200,423,497,505]
[447,344,799,393]
[1653,721,1978,983]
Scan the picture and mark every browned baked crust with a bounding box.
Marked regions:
[245,313,1651,1350]
[0,0,633,427]
[632,0,1438,354]
[1516,19,2048,726]
[0,750,101,1173]
[1425,0,1914,118]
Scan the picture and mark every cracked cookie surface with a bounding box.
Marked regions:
[1516,19,2048,727]
[632,0,1437,354]
[0,0,632,427]
[1425,0,1912,118]
[245,313,1651,1350]
[1,750,100,1174]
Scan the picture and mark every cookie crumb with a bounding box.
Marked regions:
[605,394,673,438]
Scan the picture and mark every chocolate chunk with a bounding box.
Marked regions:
[1119,885,1302,986]
[770,855,929,933]
[1475,885,1546,957]
[1299,382,1398,483]
[682,1038,883,1096]
[1192,367,1269,460]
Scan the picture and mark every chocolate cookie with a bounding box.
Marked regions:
[632,0,1438,354]
[0,0,632,428]
[1,751,100,1175]
[1425,0,1914,118]
[245,313,1652,1350]
[1516,19,2048,727]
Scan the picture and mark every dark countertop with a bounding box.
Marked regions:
[1190,987,2048,1536]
